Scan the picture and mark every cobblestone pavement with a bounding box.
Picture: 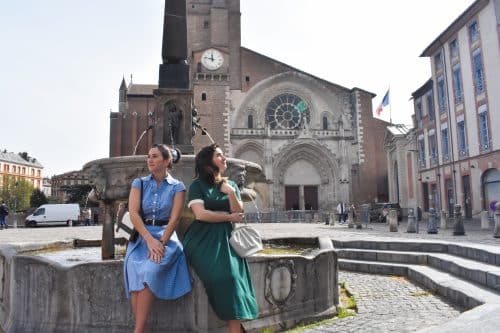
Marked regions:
[296,271,463,333]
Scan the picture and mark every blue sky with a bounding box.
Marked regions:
[0,0,474,177]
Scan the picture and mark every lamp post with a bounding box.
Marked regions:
[12,181,19,228]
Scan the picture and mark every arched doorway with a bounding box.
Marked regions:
[482,169,500,212]
[283,160,321,210]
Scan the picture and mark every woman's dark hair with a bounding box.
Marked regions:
[151,144,181,169]
[194,143,220,184]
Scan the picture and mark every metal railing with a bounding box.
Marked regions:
[244,210,332,223]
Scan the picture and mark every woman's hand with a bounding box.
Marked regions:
[219,181,235,196]
[229,212,245,223]
[146,237,164,263]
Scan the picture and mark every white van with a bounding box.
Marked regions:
[25,204,80,227]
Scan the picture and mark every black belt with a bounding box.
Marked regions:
[144,219,169,226]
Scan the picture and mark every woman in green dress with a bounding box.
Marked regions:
[183,144,258,333]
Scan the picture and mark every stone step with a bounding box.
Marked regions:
[339,259,500,310]
[336,248,428,265]
[333,239,500,265]
[336,248,500,292]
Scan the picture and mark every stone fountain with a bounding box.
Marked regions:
[0,123,339,333]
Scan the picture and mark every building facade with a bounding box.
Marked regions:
[109,0,390,211]
[414,0,500,217]
[51,171,90,203]
[384,125,418,216]
[0,151,43,190]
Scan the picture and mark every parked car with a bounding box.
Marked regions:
[368,203,385,221]
[25,204,80,227]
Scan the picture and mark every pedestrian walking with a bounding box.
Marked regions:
[337,201,347,224]
[0,201,9,229]
[83,208,92,226]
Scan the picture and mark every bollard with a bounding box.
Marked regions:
[69,219,73,227]
[440,210,447,229]
[388,209,398,232]
[364,204,370,228]
[481,211,490,230]
[407,208,416,233]
[493,203,500,238]
[452,204,465,236]
[347,209,354,228]
[427,208,438,234]
[329,212,335,226]
[355,208,362,229]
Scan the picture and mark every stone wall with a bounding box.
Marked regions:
[0,242,338,333]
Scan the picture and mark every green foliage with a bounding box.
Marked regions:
[47,196,61,204]
[30,188,48,207]
[0,176,34,211]
[64,184,95,206]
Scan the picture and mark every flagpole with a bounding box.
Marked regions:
[389,86,392,125]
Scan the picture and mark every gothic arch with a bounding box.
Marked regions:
[272,139,340,210]
[232,140,265,166]
[232,71,349,130]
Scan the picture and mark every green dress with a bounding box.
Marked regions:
[182,178,258,321]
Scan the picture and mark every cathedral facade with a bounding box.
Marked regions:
[110,0,389,212]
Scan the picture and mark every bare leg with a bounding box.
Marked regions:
[133,286,155,333]
[228,320,243,333]
[130,292,138,318]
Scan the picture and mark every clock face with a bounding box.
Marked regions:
[201,48,224,71]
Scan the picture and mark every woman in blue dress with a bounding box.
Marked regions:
[124,144,192,333]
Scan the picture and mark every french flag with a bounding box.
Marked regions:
[375,89,390,118]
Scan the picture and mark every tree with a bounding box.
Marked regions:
[30,188,48,208]
[64,184,96,207]
[0,176,34,211]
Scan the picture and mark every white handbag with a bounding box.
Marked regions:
[229,224,263,257]
[116,211,136,241]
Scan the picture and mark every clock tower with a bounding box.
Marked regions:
[187,0,242,152]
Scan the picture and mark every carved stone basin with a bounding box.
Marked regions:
[0,237,338,333]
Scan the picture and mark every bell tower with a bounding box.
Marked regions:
[187,0,242,152]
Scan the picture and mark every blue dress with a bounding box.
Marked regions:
[123,174,192,299]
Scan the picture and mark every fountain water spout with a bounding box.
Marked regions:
[132,125,154,155]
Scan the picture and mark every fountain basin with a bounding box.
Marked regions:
[0,237,338,332]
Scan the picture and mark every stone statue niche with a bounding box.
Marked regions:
[164,101,183,145]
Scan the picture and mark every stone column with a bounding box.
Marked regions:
[407,209,416,233]
[440,210,447,229]
[427,208,438,234]
[388,209,398,232]
[102,202,115,259]
[481,211,489,230]
[493,203,500,238]
[452,204,465,236]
